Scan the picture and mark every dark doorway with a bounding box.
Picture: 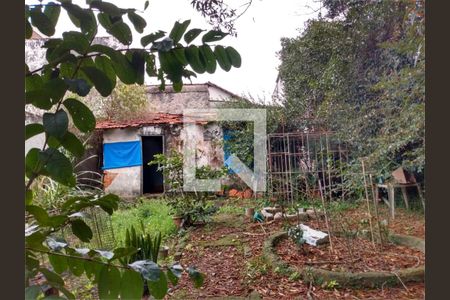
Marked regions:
[142,136,164,194]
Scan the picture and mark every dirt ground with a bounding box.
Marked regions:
[167,199,425,300]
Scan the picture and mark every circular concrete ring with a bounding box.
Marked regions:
[263,231,425,288]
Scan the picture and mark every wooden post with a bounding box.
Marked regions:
[416,183,425,211]
[361,160,376,249]
[388,184,395,220]
[400,186,410,210]
[369,174,384,247]
[318,180,334,253]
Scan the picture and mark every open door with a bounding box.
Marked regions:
[142,136,164,194]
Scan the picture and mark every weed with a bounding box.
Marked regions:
[245,255,270,280]
[289,271,301,281]
[217,204,243,215]
[111,198,176,245]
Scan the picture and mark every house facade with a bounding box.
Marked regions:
[96,83,238,197]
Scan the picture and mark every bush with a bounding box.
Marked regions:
[111,198,176,245]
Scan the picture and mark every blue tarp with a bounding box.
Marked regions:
[103,141,142,170]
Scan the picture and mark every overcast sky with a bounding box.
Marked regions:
[26,0,321,100]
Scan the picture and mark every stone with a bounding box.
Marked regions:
[299,224,329,246]
[261,209,274,221]
[264,207,282,214]
[274,212,283,220]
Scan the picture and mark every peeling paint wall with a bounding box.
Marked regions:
[102,122,224,197]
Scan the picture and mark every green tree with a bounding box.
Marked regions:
[278,0,425,186]
[25,1,242,298]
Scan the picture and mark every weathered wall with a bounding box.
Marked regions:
[102,122,225,197]
[102,128,142,197]
[146,85,211,113]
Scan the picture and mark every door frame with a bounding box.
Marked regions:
[140,134,165,195]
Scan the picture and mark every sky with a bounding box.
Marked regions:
[26,0,322,100]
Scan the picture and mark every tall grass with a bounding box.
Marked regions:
[111,198,176,245]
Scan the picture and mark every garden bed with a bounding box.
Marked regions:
[265,231,425,288]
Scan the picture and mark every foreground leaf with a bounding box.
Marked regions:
[98,265,121,299]
[71,219,93,243]
[120,269,143,300]
[63,98,96,133]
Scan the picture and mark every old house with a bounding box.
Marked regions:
[96,82,239,197]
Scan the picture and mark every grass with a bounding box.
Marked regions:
[111,197,176,245]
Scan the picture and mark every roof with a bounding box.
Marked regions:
[95,113,207,129]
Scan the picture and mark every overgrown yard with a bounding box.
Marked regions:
[166,198,425,299]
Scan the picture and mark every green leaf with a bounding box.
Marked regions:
[167,263,183,286]
[199,45,216,74]
[47,215,68,227]
[146,54,157,77]
[188,267,205,288]
[44,78,68,103]
[26,20,33,39]
[26,90,52,109]
[63,98,96,133]
[25,124,44,140]
[130,50,146,85]
[64,78,92,97]
[43,110,69,139]
[185,45,205,74]
[30,7,55,37]
[81,66,114,97]
[120,269,143,300]
[111,247,138,261]
[147,272,168,299]
[95,56,117,90]
[109,51,136,84]
[214,45,231,72]
[90,1,123,17]
[158,51,183,84]
[25,285,42,300]
[83,260,98,279]
[48,254,68,274]
[169,20,191,44]
[25,148,43,178]
[62,31,90,54]
[40,148,75,186]
[26,73,43,90]
[141,31,165,47]
[26,205,49,225]
[95,194,120,215]
[108,20,133,45]
[43,3,61,27]
[71,219,93,243]
[172,48,188,66]
[184,28,204,44]
[128,11,146,33]
[40,268,64,286]
[98,265,122,299]
[67,256,85,277]
[25,189,33,205]
[202,30,228,43]
[62,3,97,36]
[60,132,85,158]
[226,46,242,68]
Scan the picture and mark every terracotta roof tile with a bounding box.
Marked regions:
[95,113,206,129]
